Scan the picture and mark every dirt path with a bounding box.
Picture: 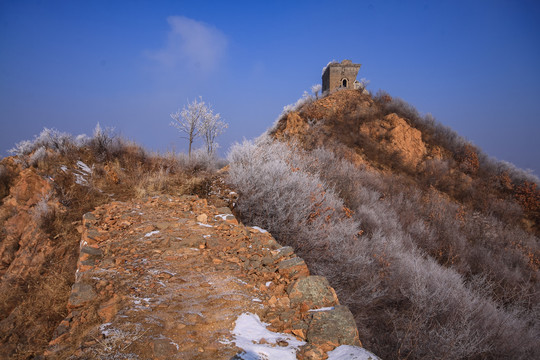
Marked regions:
[45,194,367,359]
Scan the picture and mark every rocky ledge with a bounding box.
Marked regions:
[46,195,378,359]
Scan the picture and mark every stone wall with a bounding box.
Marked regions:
[46,194,379,359]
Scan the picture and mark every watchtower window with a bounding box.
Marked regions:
[342,78,348,88]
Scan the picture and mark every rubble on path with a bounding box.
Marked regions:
[46,194,370,359]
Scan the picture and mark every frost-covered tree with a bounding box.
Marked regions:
[170,97,224,157]
[200,114,228,155]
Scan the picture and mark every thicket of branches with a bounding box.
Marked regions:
[227,137,540,359]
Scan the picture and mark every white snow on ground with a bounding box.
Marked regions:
[74,172,88,185]
[73,160,93,185]
[308,307,335,312]
[251,226,268,233]
[60,165,68,172]
[76,160,92,173]
[215,214,232,221]
[144,230,160,237]
[232,313,305,360]
[198,222,213,228]
[327,345,380,360]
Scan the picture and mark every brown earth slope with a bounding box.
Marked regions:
[0,165,76,358]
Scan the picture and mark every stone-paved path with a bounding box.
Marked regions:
[46,194,364,359]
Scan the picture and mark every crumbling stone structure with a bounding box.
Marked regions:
[322,60,362,93]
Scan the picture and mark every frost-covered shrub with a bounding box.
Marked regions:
[8,139,35,157]
[228,137,359,255]
[227,138,540,359]
[29,146,48,167]
[30,192,52,225]
[88,123,125,162]
[8,128,74,158]
[34,128,73,154]
[75,134,90,148]
[176,148,225,172]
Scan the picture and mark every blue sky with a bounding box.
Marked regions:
[1,0,539,175]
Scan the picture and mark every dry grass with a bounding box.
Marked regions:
[0,131,222,358]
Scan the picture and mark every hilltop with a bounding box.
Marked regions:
[272,89,539,234]
[226,88,540,359]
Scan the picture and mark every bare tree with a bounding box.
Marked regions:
[170,97,220,157]
[201,113,228,155]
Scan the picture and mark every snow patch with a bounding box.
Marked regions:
[215,214,230,221]
[76,160,92,174]
[251,226,268,233]
[198,222,213,228]
[308,307,335,312]
[99,323,113,336]
[144,230,160,237]
[231,313,305,360]
[265,281,272,287]
[74,173,88,186]
[327,345,380,360]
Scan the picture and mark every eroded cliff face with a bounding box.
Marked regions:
[0,163,78,357]
[1,168,56,277]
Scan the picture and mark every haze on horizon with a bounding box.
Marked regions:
[1,0,539,176]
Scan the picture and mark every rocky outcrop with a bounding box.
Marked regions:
[0,166,71,357]
[359,113,427,167]
[272,90,428,169]
[0,168,55,278]
[46,195,367,359]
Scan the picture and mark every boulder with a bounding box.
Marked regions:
[287,276,339,309]
[306,305,361,347]
[278,257,309,279]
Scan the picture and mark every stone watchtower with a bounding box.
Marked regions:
[322,60,362,93]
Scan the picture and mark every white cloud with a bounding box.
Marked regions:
[149,16,227,73]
